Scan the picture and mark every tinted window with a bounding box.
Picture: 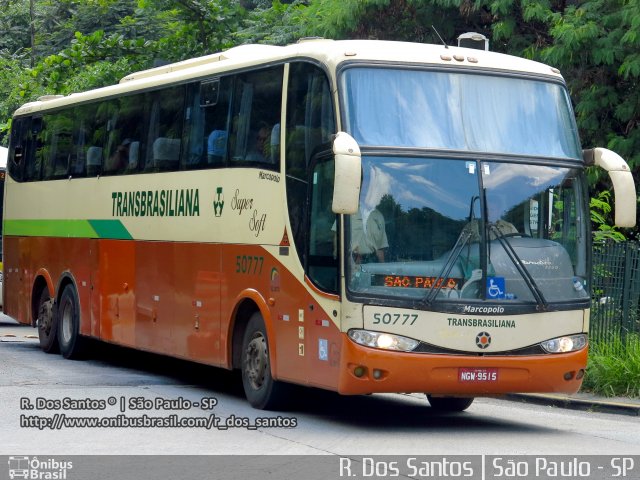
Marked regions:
[145,86,185,172]
[229,66,283,168]
[285,62,335,269]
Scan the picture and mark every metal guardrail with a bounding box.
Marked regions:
[590,241,640,350]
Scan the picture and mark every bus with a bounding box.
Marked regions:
[3,38,636,411]
[0,145,6,308]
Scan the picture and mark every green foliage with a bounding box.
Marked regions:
[590,191,627,242]
[235,0,308,45]
[582,334,640,398]
[1,0,639,238]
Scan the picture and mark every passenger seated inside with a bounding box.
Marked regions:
[207,130,227,163]
[105,138,132,173]
[245,124,270,162]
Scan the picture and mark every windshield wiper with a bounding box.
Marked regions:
[489,224,548,310]
[418,229,472,309]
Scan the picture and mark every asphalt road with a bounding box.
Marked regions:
[1,315,639,457]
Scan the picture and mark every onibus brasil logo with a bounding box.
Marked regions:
[8,456,73,479]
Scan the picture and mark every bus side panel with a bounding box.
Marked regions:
[135,241,174,354]
[221,244,343,390]
[59,238,93,338]
[4,236,92,330]
[3,236,28,324]
[89,239,101,338]
[98,240,136,346]
[173,242,222,366]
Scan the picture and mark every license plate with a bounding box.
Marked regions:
[458,367,498,382]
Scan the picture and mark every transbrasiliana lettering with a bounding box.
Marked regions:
[447,317,516,328]
[111,189,200,217]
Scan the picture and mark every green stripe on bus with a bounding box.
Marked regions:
[4,219,132,240]
[88,220,133,240]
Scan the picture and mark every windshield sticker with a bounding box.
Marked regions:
[486,277,506,299]
[465,161,475,174]
[483,164,490,175]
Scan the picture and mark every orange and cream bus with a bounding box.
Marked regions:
[3,38,636,411]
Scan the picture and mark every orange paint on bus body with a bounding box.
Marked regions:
[4,236,585,397]
[4,235,344,391]
[337,337,586,395]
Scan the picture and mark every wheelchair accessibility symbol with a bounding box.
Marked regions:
[486,277,506,299]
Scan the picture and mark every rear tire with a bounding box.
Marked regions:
[241,312,288,410]
[57,284,86,359]
[426,395,474,412]
[36,288,58,354]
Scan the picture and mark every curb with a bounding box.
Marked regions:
[506,393,640,417]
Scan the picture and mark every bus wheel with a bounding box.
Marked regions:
[57,284,86,359]
[241,312,287,410]
[36,288,58,354]
[426,395,474,412]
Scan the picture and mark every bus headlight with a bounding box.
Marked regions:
[540,334,587,353]
[348,329,419,352]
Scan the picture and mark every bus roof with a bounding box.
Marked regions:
[13,39,564,117]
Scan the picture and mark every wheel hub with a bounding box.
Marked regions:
[244,333,268,390]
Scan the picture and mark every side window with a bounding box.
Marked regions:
[183,76,233,169]
[146,86,185,172]
[77,102,109,177]
[42,111,74,180]
[229,66,283,168]
[285,62,336,269]
[28,117,44,181]
[104,94,146,175]
[8,117,29,182]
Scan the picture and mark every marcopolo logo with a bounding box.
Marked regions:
[8,456,73,480]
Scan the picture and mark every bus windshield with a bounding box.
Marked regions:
[341,67,582,160]
[346,156,590,305]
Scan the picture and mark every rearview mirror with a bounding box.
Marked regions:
[584,148,636,227]
[332,132,361,214]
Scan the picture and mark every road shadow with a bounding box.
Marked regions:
[75,341,553,434]
[0,322,556,434]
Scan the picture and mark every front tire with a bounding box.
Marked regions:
[36,288,58,354]
[426,395,474,412]
[241,312,288,410]
[57,284,86,359]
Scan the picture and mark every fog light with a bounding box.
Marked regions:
[564,371,575,381]
[575,369,585,380]
[353,366,366,378]
[372,369,383,379]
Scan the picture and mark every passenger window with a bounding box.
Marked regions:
[75,103,106,177]
[183,77,233,169]
[42,111,74,180]
[146,86,185,172]
[8,117,29,182]
[104,95,146,175]
[229,66,283,168]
